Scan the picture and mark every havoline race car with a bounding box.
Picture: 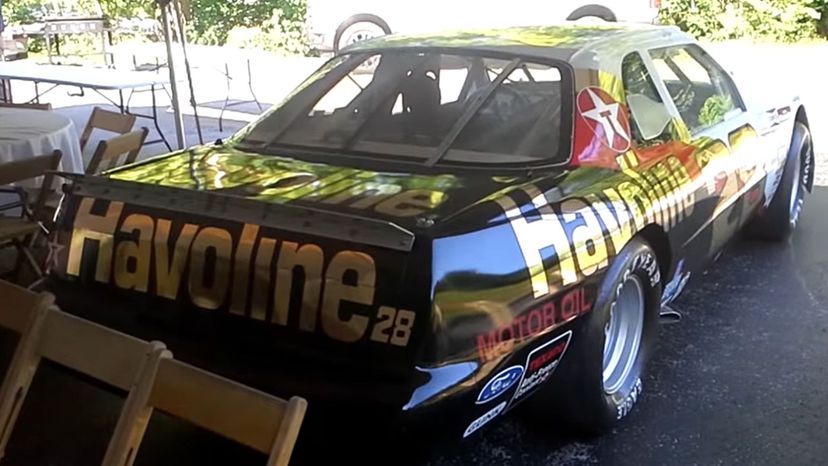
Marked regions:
[47,24,813,440]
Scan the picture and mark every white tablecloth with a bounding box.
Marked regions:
[0,107,84,174]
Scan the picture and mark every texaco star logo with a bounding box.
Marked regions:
[577,87,632,153]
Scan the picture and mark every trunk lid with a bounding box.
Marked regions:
[103,144,526,229]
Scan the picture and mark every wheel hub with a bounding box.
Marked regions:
[602,274,645,394]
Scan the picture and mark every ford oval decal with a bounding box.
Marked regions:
[476,365,524,404]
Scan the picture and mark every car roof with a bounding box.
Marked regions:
[343,23,690,64]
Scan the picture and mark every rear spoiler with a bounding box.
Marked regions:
[57,173,416,252]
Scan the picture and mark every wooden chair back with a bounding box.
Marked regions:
[147,359,307,466]
[0,102,52,111]
[0,150,62,219]
[0,281,55,458]
[0,280,307,466]
[86,128,148,175]
[79,107,137,151]
[0,279,52,336]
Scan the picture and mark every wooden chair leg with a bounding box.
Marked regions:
[21,245,43,278]
[266,397,308,466]
[101,342,171,466]
[11,241,26,283]
[0,297,53,460]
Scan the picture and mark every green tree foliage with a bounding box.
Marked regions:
[699,95,734,127]
[2,0,309,55]
[660,0,825,41]
[96,0,155,20]
[1,0,152,24]
[223,7,309,55]
[187,0,305,46]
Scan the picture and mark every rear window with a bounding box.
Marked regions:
[239,51,572,166]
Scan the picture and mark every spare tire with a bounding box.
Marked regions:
[333,14,391,53]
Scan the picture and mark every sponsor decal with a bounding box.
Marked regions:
[508,331,572,408]
[463,401,506,438]
[616,378,642,420]
[577,87,632,154]
[63,197,415,346]
[495,153,694,299]
[476,287,591,363]
[476,365,523,405]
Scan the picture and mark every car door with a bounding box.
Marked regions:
[645,44,758,257]
[618,50,713,278]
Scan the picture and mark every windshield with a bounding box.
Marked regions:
[239,51,572,166]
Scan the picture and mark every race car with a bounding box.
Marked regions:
[46,24,814,441]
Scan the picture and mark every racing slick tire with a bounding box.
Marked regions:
[746,122,813,241]
[525,238,661,435]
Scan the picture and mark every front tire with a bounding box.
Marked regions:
[526,238,662,434]
[746,122,812,241]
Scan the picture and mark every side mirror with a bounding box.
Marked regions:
[627,93,673,141]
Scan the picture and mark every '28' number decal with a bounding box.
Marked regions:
[370,307,416,346]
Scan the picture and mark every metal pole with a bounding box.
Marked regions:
[158,0,186,150]
[171,0,203,145]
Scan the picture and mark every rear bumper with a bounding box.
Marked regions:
[46,279,476,435]
[49,280,413,405]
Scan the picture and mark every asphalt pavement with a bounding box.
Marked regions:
[1,187,828,465]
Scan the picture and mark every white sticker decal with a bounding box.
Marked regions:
[463,401,507,439]
[508,331,573,409]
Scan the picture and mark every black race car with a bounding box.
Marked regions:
[48,24,814,440]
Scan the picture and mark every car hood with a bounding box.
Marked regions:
[106,144,537,229]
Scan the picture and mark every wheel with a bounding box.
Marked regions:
[746,122,812,241]
[333,14,391,53]
[524,238,661,434]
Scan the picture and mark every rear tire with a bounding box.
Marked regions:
[746,122,812,241]
[526,238,661,434]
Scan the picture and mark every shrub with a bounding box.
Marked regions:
[660,0,825,41]
[187,0,306,47]
[224,8,308,55]
[2,0,309,56]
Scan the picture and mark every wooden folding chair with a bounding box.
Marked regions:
[0,151,62,281]
[0,281,54,460]
[106,358,308,466]
[79,107,137,152]
[0,279,171,465]
[86,128,149,175]
[0,103,53,111]
[0,281,55,459]
[0,279,308,466]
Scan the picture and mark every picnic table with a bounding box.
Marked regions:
[0,61,172,150]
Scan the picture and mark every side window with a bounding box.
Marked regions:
[621,52,670,146]
[649,45,743,132]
